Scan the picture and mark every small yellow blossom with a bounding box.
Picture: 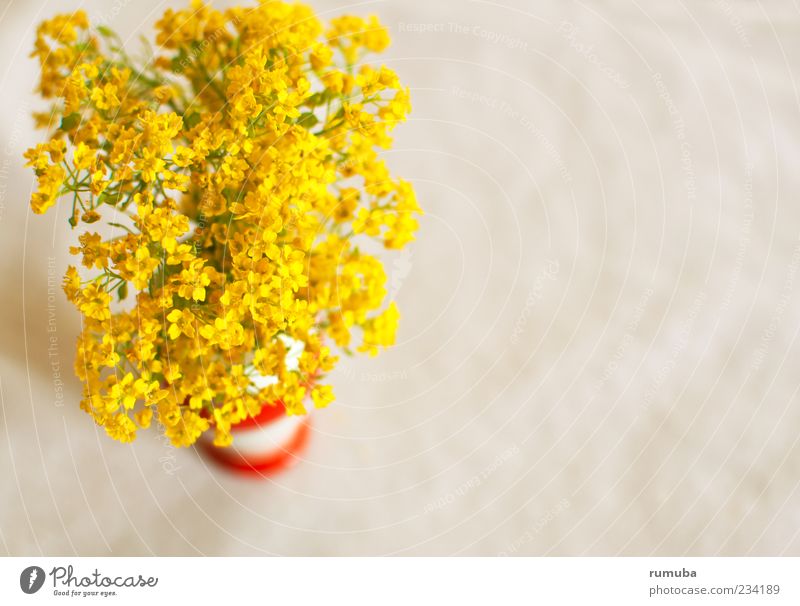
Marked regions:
[176,259,211,302]
[172,145,195,168]
[72,142,94,170]
[166,308,196,339]
[359,302,400,356]
[90,83,120,110]
[199,312,245,350]
[311,384,334,409]
[135,408,154,429]
[106,413,136,442]
[135,148,165,183]
[77,282,111,321]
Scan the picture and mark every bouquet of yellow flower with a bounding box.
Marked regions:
[25,1,420,450]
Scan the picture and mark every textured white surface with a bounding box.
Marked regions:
[2,0,800,555]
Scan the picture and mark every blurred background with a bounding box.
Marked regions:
[2,0,800,555]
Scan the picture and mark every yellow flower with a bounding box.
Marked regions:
[199,312,245,350]
[177,259,211,302]
[90,83,120,110]
[359,302,400,356]
[77,282,111,322]
[30,164,65,214]
[309,43,333,71]
[352,207,384,237]
[135,408,154,429]
[119,245,160,290]
[164,409,209,448]
[62,266,81,301]
[26,2,421,448]
[105,413,136,442]
[69,232,108,269]
[72,142,94,170]
[89,168,109,196]
[328,15,390,64]
[311,384,334,408]
[135,148,165,183]
[153,85,174,104]
[23,143,49,170]
[321,70,353,94]
[166,308,196,339]
[172,145,195,168]
[47,139,67,163]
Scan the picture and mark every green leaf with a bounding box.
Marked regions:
[305,91,332,107]
[117,282,128,301]
[59,113,81,131]
[297,112,319,128]
[98,192,121,206]
[171,50,188,74]
[96,25,115,37]
[184,112,202,129]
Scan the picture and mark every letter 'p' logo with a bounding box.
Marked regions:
[20,566,45,594]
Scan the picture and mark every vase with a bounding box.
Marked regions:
[198,400,311,477]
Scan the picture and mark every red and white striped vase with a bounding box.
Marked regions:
[198,400,311,476]
[198,336,313,476]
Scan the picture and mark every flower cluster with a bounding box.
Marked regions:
[26,1,420,448]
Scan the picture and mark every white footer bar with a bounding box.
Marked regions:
[1,557,797,605]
